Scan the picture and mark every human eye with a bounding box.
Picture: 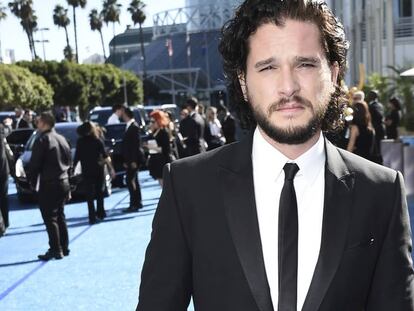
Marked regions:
[259,65,275,72]
[299,62,316,68]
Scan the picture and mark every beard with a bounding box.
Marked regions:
[249,94,328,145]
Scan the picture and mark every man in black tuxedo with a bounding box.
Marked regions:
[179,97,206,157]
[367,90,385,163]
[27,112,71,260]
[13,106,29,129]
[0,124,9,233]
[121,107,144,212]
[137,1,414,310]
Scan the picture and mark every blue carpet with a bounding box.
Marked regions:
[0,171,165,310]
[1,173,413,310]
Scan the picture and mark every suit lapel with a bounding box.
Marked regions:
[219,133,274,311]
[302,139,355,311]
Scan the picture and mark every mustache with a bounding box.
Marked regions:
[267,95,313,115]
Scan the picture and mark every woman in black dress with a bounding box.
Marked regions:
[347,102,377,162]
[385,96,402,139]
[146,110,172,186]
[74,122,114,224]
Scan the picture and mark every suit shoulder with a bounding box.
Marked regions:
[336,147,398,183]
[171,142,237,172]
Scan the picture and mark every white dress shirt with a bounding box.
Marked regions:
[107,113,120,125]
[252,128,326,310]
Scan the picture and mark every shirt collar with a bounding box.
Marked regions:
[252,127,325,184]
[126,118,135,130]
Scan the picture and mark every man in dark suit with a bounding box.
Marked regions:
[367,90,385,163]
[121,107,144,212]
[13,106,29,129]
[27,112,71,260]
[0,124,9,234]
[179,97,206,157]
[137,1,414,310]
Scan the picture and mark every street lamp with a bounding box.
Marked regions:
[34,27,50,61]
[121,49,129,106]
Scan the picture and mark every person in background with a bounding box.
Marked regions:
[23,109,35,128]
[385,96,402,139]
[2,118,13,136]
[137,0,414,309]
[218,105,236,144]
[27,112,71,260]
[14,106,29,129]
[121,107,144,212]
[366,90,385,163]
[107,103,124,125]
[205,106,225,150]
[0,124,10,232]
[74,121,114,224]
[179,97,206,157]
[352,90,365,103]
[146,111,172,187]
[347,101,377,162]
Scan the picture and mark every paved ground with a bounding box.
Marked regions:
[0,171,413,310]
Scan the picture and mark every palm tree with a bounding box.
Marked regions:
[67,0,86,63]
[53,5,73,61]
[89,8,106,59]
[8,0,38,59]
[102,0,122,60]
[128,0,146,77]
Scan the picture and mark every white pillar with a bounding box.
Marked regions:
[385,0,395,75]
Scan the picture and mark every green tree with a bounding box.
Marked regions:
[67,0,86,63]
[0,63,53,111]
[16,61,143,118]
[128,0,146,77]
[53,5,73,61]
[89,8,106,59]
[8,0,38,59]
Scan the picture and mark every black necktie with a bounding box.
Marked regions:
[278,163,300,311]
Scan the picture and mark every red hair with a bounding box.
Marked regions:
[150,110,169,128]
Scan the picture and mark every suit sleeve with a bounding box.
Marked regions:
[137,164,192,311]
[366,172,414,310]
[27,136,46,188]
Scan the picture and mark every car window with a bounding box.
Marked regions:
[104,124,126,140]
[6,129,34,145]
[25,126,79,150]
[56,127,79,148]
[25,131,40,150]
[89,110,112,126]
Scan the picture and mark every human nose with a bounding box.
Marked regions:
[278,67,300,98]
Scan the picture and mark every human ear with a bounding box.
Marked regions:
[330,61,339,86]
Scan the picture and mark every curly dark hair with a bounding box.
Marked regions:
[218,0,350,131]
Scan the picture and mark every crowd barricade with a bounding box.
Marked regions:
[381,137,414,196]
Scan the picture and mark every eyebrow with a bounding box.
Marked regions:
[254,57,276,69]
[294,56,321,64]
[254,56,321,69]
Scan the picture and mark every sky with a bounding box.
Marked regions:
[0,0,186,62]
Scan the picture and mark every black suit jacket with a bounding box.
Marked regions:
[369,101,385,141]
[137,133,414,311]
[179,112,206,156]
[0,125,9,182]
[122,122,144,167]
[27,129,71,187]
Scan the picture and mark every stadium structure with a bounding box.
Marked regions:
[108,0,243,107]
[107,0,414,105]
